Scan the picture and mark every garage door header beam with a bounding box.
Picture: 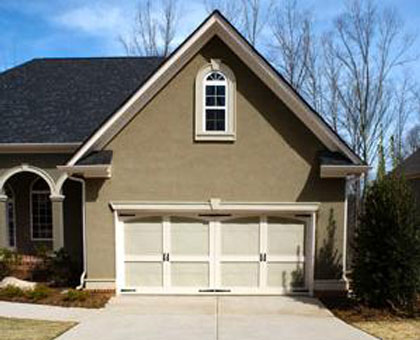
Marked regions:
[109,199,320,214]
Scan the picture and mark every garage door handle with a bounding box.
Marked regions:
[163,253,166,261]
[259,254,263,262]
[263,253,267,262]
[167,253,170,261]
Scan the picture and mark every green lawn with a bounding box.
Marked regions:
[0,317,75,340]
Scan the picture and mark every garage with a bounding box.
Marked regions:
[113,202,317,295]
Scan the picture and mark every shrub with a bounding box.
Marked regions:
[48,249,78,287]
[25,284,52,301]
[0,285,25,298]
[0,248,21,279]
[352,172,420,312]
[62,289,88,302]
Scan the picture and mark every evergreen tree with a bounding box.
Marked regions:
[352,171,420,312]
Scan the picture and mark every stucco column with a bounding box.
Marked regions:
[50,195,65,251]
[0,194,8,248]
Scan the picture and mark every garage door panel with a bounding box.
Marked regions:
[267,262,305,288]
[267,218,305,257]
[171,262,209,287]
[125,262,163,287]
[124,218,163,256]
[221,218,260,256]
[221,262,260,287]
[170,217,209,256]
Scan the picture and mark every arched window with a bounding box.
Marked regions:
[31,178,53,240]
[195,60,236,141]
[5,184,16,248]
[204,71,227,132]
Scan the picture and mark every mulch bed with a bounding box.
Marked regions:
[0,288,114,309]
[320,296,420,323]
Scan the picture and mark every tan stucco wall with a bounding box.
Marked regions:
[85,37,346,281]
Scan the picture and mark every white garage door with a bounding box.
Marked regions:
[118,216,308,294]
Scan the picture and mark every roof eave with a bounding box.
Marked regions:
[320,165,371,178]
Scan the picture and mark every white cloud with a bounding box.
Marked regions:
[53,4,127,36]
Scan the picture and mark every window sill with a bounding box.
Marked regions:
[195,132,236,142]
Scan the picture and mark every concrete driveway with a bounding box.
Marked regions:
[55,296,377,340]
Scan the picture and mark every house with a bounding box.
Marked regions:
[0,12,369,295]
[395,148,420,211]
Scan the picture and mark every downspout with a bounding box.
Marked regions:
[68,176,87,290]
[342,176,349,290]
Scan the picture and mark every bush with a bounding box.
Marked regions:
[32,248,78,287]
[0,285,25,298]
[25,284,52,301]
[0,248,21,279]
[48,249,78,287]
[352,173,420,312]
[62,289,88,302]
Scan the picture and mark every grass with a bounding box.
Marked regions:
[0,317,75,340]
[352,319,420,340]
[0,285,113,308]
[321,296,420,340]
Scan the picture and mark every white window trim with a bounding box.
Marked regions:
[195,59,236,141]
[203,72,228,133]
[30,178,53,241]
[5,184,16,249]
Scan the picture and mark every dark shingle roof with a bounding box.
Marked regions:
[76,150,113,166]
[395,149,420,177]
[319,151,353,166]
[0,57,164,143]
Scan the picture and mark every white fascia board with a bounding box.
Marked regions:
[0,143,81,154]
[320,165,370,178]
[66,12,362,166]
[109,200,320,214]
[57,165,112,178]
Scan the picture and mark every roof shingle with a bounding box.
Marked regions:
[0,57,163,143]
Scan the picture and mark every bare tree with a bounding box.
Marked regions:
[120,0,179,57]
[404,125,420,155]
[203,0,243,27]
[392,74,417,162]
[241,0,272,46]
[322,0,416,165]
[269,0,313,91]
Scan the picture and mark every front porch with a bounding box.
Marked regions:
[0,166,84,274]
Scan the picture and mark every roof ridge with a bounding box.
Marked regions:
[33,56,164,61]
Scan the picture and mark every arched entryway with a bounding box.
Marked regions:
[0,168,84,276]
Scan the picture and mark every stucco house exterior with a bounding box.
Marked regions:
[396,148,420,212]
[0,12,368,295]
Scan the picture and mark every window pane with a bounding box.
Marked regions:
[216,86,225,95]
[206,96,215,106]
[216,97,225,106]
[205,109,225,131]
[206,85,215,95]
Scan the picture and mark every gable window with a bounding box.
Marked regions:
[195,60,236,141]
[204,72,227,132]
[5,185,16,248]
[31,178,53,240]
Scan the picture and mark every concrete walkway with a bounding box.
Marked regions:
[0,296,378,340]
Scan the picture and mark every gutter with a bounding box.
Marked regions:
[57,165,112,179]
[0,143,81,154]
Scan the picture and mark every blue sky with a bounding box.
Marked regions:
[0,0,419,74]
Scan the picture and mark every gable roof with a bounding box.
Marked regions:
[395,148,420,178]
[0,57,163,144]
[66,11,364,167]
